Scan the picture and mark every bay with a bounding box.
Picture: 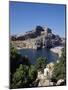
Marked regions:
[18,48,59,64]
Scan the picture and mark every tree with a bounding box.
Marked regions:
[29,65,37,83]
[35,56,48,72]
[11,64,37,88]
[10,43,18,59]
[52,47,66,84]
[10,44,38,89]
[11,64,29,88]
[21,56,31,66]
[10,43,21,74]
[10,43,31,87]
[10,43,31,73]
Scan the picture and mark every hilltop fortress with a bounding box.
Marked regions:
[11,26,65,49]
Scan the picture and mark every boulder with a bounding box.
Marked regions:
[44,68,49,77]
[38,79,54,86]
[46,62,54,78]
[56,79,65,85]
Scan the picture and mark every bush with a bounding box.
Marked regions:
[35,56,48,72]
[11,64,29,88]
[52,47,66,83]
[21,56,31,66]
[10,44,40,88]
[11,64,37,88]
[10,43,31,73]
[10,43,21,72]
[29,65,37,83]
[10,44,31,87]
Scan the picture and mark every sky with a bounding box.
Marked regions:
[9,1,66,37]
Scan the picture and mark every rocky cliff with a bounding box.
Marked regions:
[11,26,65,49]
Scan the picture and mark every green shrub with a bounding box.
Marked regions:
[52,47,66,82]
[35,56,48,72]
[11,64,37,88]
[29,65,37,82]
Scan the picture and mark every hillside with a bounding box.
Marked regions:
[11,26,65,49]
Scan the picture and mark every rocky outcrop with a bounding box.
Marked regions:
[11,26,45,41]
[31,62,65,87]
[11,26,64,49]
[50,46,63,57]
[37,71,53,86]
[36,62,55,87]
[35,62,66,87]
[56,79,65,86]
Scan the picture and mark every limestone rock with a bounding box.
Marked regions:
[46,62,54,78]
[11,26,63,49]
[56,79,65,85]
[37,63,55,87]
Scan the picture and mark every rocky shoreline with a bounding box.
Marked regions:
[16,45,63,58]
[50,46,63,58]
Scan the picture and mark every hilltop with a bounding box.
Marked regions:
[11,26,65,49]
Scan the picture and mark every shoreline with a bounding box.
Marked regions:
[17,46,63,58]
[50,46,63,57]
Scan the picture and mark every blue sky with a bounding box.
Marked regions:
[10,1,66,37]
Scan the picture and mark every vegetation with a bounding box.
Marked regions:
[29,65,37,83]
[52,46,66,84]
[11,64,37,88]
[10,43,31,73]
[10,43,66,88]
[10,44,37,88]
[35,56,48,72]
[11,64,28,88]
[10,44,21,73]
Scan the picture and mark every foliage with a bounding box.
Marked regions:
[35,56,48,72]
[52,47,66,82]
[29,65,37,83]
[10,44,18,59]
[11,64,29,88]
[11,64,37,88]
[21,56,31,66]
[10,43,30,73]
[10,43,21,74]
[10,44,49,88]
[10,43,31,88]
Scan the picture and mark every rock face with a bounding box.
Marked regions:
[32,62,65,87]
[37,62,54,87]
[46,62,54,79]
[11,26,64,49]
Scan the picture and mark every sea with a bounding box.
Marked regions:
[18,48,59,64]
